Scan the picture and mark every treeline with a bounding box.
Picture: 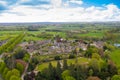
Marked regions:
[25,59,118,80]
[0,32,25,54]
[0,26,26,31]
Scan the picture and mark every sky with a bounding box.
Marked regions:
[0,0,120,23]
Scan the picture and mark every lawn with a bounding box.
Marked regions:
[110,49,120,67]
[78,32,104,38]
[35,57,90,71]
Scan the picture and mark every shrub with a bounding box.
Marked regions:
[54,55,61,60]
[69,54,76,59]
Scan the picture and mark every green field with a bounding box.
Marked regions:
[110,49,120,67]
[78,32,104,38]
[0,25,107,42]
[36,57,90,71]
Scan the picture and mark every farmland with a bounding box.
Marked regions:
[0,22,120,80]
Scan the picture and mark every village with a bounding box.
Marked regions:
[19,36,104,55]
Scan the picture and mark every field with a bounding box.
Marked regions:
[36,57,90,71]
[0,28,105,41]
[0,23,120,80]
[110,49,120,67]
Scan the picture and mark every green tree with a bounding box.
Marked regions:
[63,59,68,70]
[64,76,76,80]
[5,71,12,80]
[89,58,101,72]
[62,70,71,79]
[0,62,6,74]
[69,54,76,59]
[10,75,21,80]
[48,63,54,80]
[92,53,101,60]
[16,63,24,74]
[111,75,120,80]
[54,55,61,60]
[85,46,98,58]
[3,67,9,79]
[4,55,16,69]
[89,69,93,76]
[62,70,76,80]
[11,69,20,77]
[56,61,62,80]
[14,47,27,59]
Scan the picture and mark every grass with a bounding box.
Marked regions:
[0,28,105,41]
[110,49,120,67]
[0,31,23,41]
[35,57,90,71]
[78,32,104,38]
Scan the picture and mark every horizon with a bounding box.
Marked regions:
[0,21,120,24]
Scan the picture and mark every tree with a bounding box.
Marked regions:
[89,69,93,76]
[89,58,101,72]
[69,54,76,59]
[48,63,55,80]
[4,55,16,69]
[54,55,61,60]
[104,50,110,61]
[63,59,68,70]
[3,67,9,79]
[5,71,12,80]
[11,69,20,77]
[108,60,117,76]
[0,62,6,74]
[14,47,27,59]
[55,61,62,80]
[111,75,120,80]
[62,70,71,79]
[62,70,76,80]
[64,76,76,80]
[10,75,21,80]
[103,43,115,51]
[85,46,98,58]
[92,53,101,60]
[16,63,24,74]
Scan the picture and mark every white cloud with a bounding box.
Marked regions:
[51,0,62,8]
[0,3,120,22]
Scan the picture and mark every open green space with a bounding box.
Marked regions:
[36,57,90,71]
[110,49,120,67]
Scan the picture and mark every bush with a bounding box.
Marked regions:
[0,62,6,74]
[14,48,27,59]
[54,55,61,60]
[10,75,21,80]
[16,63,24,74]
[69,54,76,59]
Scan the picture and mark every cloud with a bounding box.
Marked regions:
[0,1,8,6]
[0,0,120,22]
[51,0,62,8]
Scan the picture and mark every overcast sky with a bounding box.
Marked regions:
[0,0,120,23]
